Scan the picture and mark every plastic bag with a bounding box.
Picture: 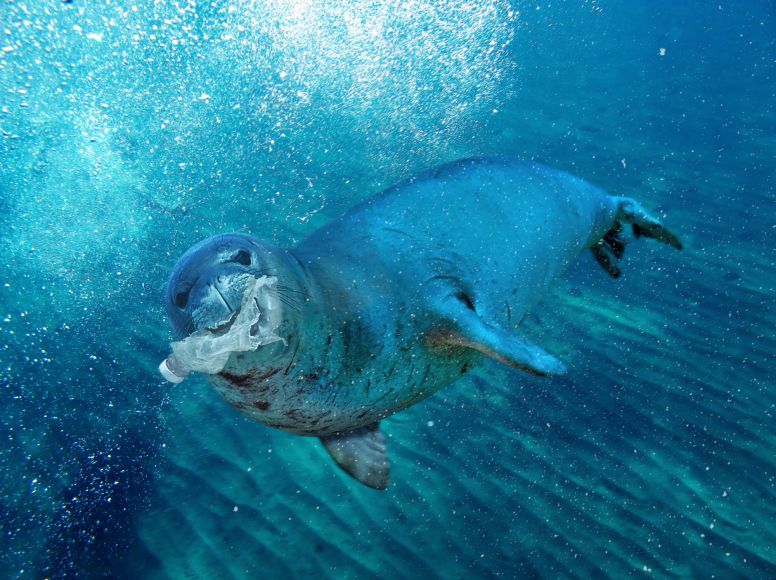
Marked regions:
[159,275,284,383]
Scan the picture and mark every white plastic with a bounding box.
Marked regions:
[159,275,284,383]
[159,358,188,384]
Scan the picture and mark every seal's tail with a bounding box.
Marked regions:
[591,196,682,278]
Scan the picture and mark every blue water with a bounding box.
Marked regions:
[1,1,774,577]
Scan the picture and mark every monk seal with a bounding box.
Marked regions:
[160,157,682,489]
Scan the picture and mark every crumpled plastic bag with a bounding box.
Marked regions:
[159,275,284,382]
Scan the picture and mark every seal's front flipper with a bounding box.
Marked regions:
[320,423,390,490]
[431,297,566,377]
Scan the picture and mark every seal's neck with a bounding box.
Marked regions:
[284,246,336,338]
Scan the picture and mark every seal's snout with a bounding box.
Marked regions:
[165,233,269,338]
[175,272,251,338]
[160,274,286,384]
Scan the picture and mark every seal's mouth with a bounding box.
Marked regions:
[190,272,253,335]
[199,275,283,347]
[206,297,264,338]
[207,309,240,335]
[162,276,286,379]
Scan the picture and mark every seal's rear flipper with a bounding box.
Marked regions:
[591,224,625,278]
[430,297,567,377]
[592,197,682,278]
[321,423,390,490]
[615,196,683,249]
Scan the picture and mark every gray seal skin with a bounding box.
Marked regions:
[164,157,682,489]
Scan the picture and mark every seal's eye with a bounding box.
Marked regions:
[230,249,252,266]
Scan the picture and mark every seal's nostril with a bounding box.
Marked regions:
[228,249,252,266]
[456,292,476,311]
[174,289,190,309]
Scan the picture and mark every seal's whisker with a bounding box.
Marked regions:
[275,292,302,312]
[281,295,303,310]
[275,284,306,296]
[275,295,303,309]
[274,284,303,297]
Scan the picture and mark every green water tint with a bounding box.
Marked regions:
[1,0,774,578]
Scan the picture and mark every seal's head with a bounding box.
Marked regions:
[165,233,298,340]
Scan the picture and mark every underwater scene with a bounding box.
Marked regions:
[1,0,774,578]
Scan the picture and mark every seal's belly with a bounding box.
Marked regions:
[208,340,479,437]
